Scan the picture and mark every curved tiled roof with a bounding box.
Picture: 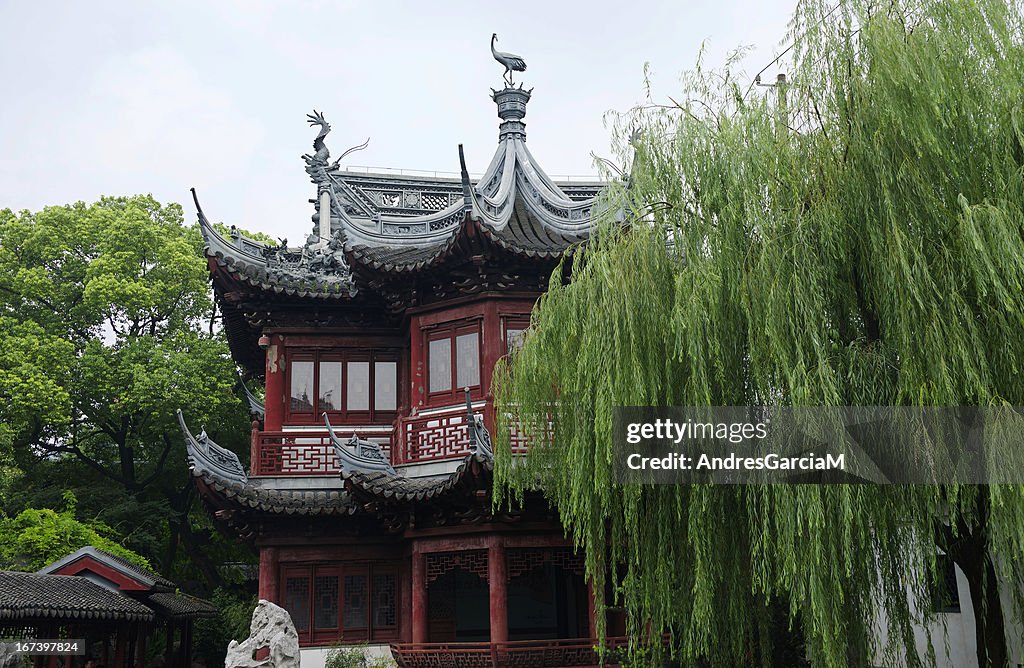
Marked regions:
[342,451,493,503]
[194,190,358,301]
[178,411,359,517]
[0,571,155,622]
[146,592,218,619]
[179,397,494,517]
[195,85,608,288]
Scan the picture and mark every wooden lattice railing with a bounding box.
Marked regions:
[250,429,391,476]
[389,637,629,668]
[250,401,530,475]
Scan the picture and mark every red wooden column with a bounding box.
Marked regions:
[487,535,508,644]
[399,558,413,643]
[411,547,428,643]
[258,546,279,602]
[481,301,500,400]
[409,315,424,413]
[264,335,285,432]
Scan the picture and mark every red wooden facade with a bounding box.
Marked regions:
[181,78,620,666]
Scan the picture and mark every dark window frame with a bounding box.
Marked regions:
[501,315,531,356]
[424,320,483,405]
[285,350,399,425]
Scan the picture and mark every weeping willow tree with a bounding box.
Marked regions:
[493,1,1024,666]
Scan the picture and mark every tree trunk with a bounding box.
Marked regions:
[942,490,1008,668]
[958,537,1008,668]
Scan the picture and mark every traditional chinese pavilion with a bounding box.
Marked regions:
[179,56,629,667]
[0,547,215,668]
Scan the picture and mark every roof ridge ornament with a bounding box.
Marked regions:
[302,110,370,172]
[491,85,532,143]
[465,388,494,461]
[324,413,397,475]
[490,33,527,87]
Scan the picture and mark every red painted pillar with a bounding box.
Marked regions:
[258,546,279,603]
[411,547,428,643]
[487,536,508,644]
[249,419,261,473]
[399,558,413,643]
[409,316,424,413]
[264,335,285,432]
[182,622,193,667]
[481,301,500,399]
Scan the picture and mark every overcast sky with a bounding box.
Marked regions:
[0,0,794,240]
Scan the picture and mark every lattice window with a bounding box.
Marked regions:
[426,550,489,584]
[284,574,310,633]
[373,573,397,627]
[507,547,586,580]
[343,573,368,630]
[283,350,399,427]
[314,573,339,630]
[280,563,398,646]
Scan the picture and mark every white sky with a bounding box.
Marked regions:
[0,0,794,240]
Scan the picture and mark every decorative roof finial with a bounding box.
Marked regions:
[304,110,331,165]
[491,33,527,87]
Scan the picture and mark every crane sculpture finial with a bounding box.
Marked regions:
[491,33,527,87]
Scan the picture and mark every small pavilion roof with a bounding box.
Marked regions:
[39,546,176,592]
[0,571,155,623]
[146,592,218,620]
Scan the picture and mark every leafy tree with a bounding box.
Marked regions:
[0,492,151,572]
[494,1,1024,666]
[0,195,252,586]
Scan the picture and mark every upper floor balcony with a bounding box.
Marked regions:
[249,399,528,477]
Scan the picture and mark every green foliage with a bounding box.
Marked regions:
[325,645,398,668]
[0,193,254,604]
[494,1,1024,666]
[193,588,259,666]
[0,495,151,572]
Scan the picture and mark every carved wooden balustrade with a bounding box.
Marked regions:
[389,637,629,668]
[250,428,391,476]
[249,401,531,476]
[392,402,529,465]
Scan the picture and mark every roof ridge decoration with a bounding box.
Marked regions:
[324,413,397,475]
[491,33,527,87]
[465,388,494,461]
[197,37,607,286]
[238,372,265,420]
[177,409,249,485]
[192,188,358,299]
